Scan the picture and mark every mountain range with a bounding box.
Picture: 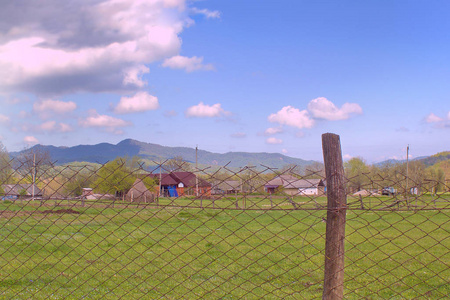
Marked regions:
[10,139,317,170]
[10,139,449,175]
[376,152,450,167]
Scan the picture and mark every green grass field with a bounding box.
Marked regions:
[0,196,448,299]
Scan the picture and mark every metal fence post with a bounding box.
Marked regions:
[322,133,347,300]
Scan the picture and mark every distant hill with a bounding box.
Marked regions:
[376,151,450,167]
[10,139,317,170]
[375,151,450,182]
[419,151,450,166]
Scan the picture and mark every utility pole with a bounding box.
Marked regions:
[196,145,199,198]
[406,145,409,195]
[32,153,36,201]
[158,159,162,205]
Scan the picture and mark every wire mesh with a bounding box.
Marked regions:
[0,156,448,299]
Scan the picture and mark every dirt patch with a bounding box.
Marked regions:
[0,210,34,218]
[41,209,81,214]
[0,209,82,218]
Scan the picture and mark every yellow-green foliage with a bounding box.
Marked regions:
[426,160,449,190]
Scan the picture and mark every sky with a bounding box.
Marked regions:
[0,0,449,163]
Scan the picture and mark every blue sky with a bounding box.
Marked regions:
[0,0,449,163]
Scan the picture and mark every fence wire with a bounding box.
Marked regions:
[0,157,448,299]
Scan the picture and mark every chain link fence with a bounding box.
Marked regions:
[0,136,449,299]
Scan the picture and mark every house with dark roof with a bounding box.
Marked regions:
[265,175,326,196]
[148,172,211,197]
[1,183,42,200]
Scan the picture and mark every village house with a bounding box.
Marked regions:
[212,180,242,195]
[1,183,42,200]
[265,175,326,196]
[148,172,211,197]
[125,179,155,203]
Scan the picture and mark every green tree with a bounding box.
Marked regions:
[15,146,52,183]
[63,172,95,197]
[345,157,370,192]
[0,142,12,185]
[93,156,154,196]
[93,157,135,195]
[279,164,303,177]
[164,156,192,172]
[304,162,325,179]
[407,161,426,194]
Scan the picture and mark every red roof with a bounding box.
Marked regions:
[149,172,211,187]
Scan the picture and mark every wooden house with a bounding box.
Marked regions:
[149,172,211,197]
[126,179,155,203]
[265,175,326,196]
[1,184,42,200]
[212,180,242,195]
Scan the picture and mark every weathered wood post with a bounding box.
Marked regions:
[322,133,347,300]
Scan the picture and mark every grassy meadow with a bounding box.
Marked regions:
[0,195,448,299]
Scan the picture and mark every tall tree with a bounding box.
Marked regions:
[304,162,325,179]
[279,164,303,177]
[93,156,155,196]
[344,157,370,192]
[164,156,192,172]
[15,146,53,183]
[0,142,13,193]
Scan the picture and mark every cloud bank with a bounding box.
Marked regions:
[425,111,450,128]
[162,55,215,72]
[114,92,159,114]
[268,97,362,130]
[0,0,195,96]
[185,102,231,118]
[80,109,132,134]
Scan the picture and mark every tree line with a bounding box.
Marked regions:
[1,142,447,198]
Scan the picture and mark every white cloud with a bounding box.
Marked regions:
[123,65,150,88]
[343,154,353,160]
[282,149,288,154]
[425,112,450,129]
[268,106,315,129]
[307,97,362,120]
[396,126,409,132]
[114,92,159,114]
[295,131,305,138]
[231,132,246,138]
[80,110,131,133]
[59,123,73,133]
[33,99,77,115]
[0,0,202,95]
[425,113,443,123]
[20,121,74,133]
[162,55,215,72]
[266,137,283,144]
[39,121,73,133]
[19,111,28,119]
[185,102,230,118]
[191,8,221,19]
[40,121,57,131]
[264,127,283,135]
[24,136,39,145]
[0,114,10,124]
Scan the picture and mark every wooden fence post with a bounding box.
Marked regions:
[322,133,347,300]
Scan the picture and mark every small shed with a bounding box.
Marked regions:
[126,179,155,203]
[212,180,242,195]
[82,188,93,198]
